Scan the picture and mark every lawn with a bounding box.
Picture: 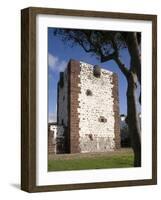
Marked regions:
[48,148,134,171]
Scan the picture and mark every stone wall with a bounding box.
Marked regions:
[68,60,81,153]
[56,60,120,153]
[111,73,121,149]
[78,62,119,152]
[48,130,56,154]
[48,124,57,154]
[48,124,64,154]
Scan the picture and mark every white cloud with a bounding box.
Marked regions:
[48,53,58,70]
[48,53,67,72]
[48,112,57,123]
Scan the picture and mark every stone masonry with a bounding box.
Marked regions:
[50,59,121,154]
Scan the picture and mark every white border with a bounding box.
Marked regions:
[36,14,152,186]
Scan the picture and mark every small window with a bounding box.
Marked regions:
[99,116,107,123]
[100,118,105,122]
[63,96,65,101]
[86,89,92,96]
[93,65,101,78]
[88,134,93,141]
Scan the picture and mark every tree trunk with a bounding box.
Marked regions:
[125,33,141,104]
[126,72,141,167]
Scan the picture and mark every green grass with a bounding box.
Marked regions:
[48,150,134,171]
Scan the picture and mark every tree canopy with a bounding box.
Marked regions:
[54,29,141,82]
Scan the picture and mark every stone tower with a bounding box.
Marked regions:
[56,59,120,153]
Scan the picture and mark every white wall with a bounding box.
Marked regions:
[78,62,115,152]
[0,0,160,199]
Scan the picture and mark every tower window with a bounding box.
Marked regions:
[86,89,92,96]
[93,65,101,78]
[88,134,93,141]
[99,116,107,123]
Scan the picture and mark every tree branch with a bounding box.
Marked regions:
[83,31,105,58]
[114,57,129,77]
[72,35,95,53]
[101,35,129,77]
[62,30,130,77]
[100,52,116,62]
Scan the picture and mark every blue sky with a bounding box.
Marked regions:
[48,28,140,122]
